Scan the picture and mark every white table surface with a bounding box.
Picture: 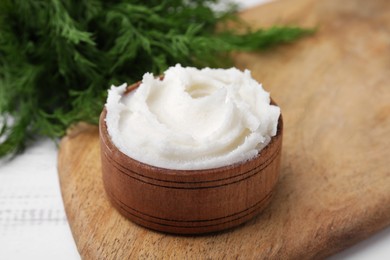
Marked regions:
[1,1,390,259]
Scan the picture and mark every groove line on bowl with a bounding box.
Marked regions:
[103,142,280,183]
[103,145,280,189]
[107,189,273,228]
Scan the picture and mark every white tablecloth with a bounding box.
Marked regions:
[0,139,80,259]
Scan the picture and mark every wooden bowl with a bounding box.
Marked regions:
[99,82,283,234]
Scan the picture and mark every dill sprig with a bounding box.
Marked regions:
[0,0,312,157]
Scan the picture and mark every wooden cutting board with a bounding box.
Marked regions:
[58,0,390,258]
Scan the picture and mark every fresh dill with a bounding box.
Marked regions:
[0,0,312,157]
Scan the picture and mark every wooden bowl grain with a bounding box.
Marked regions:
[99,82,283,234]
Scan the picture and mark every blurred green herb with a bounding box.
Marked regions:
[0,0,312,157]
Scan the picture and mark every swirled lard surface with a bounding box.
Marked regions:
[105,65,280,170]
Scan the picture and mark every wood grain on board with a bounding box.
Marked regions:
[58,0,390,258]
